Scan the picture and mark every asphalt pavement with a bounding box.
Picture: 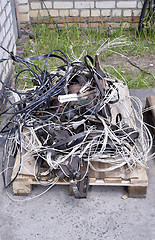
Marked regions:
[0,88,155,240]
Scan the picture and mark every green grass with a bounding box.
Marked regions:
[0,114,4,123]
[105,66,155,89]
[16,21,155,89]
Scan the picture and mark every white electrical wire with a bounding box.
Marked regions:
[15,83,153,180]
[3,51,154,197]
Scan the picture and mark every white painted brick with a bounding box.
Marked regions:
[7,12,11,24]
[54,2,73,9]
[40,10,49,17]
[0,38,3,48]
[29,10,39,18]
[3,32,10,49]
[1,11,6,27]
[0,76,2,89]
[0,64,4,74]
[18,0,28,4]
[19,5,29,13]
[117,1,137,8]
[8,60,12,69]
[18,6,28,15]
[3,51,8,59]
[96,1,115,8]
[13,43,16,55]
[8,29,12,40]
[0,28,5,45]
[75,1,94,9]
[49,10,59,17]
[19,13,29,22]
[9,25,14,36]
[42,1,52,8]
[2,27,5,36]
[7,37,11,51]
[6,14,11,24]
[112,9,122,17]
[138,1,143,8]
[3,62,7,73]
[0,49,3,60]
[0,82,3,91]
[91,9,100,17]
[0,31,4,45]
[0,63,4,73]
[8,62,13,74]
[5,2,11,17]
[9,40,15,54]
[1,0,7,9]
[31,2,41,9]
[0,66,4,81]
[4,63,9,76]
[5,62,9,77]
[80,10,90,17]
[59,10,69,17]
[132,9,141,16]
[4,18,10,34]
[101,9,111,16]
[0,1,2,12]
[123,10,132,16]
[70,9,79,16]
[1,63,4,72]
[1,67,5,76]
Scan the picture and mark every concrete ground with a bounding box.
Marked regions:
[0,88,155,240]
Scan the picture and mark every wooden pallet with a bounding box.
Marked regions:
[12,152,148,198]
[146,96,155,135]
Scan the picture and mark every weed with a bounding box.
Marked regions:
[105,66,155,88]
[0,114,4,123]
[15,21,155,89]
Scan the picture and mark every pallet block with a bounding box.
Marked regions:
[12,153,148,197]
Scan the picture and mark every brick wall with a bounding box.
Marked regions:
[18,0,143,27]
[0,0,16,93]
[18,0,30,22]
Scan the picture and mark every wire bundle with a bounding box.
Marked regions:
[0,46,153,198]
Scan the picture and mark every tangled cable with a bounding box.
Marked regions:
[0,46,153,198]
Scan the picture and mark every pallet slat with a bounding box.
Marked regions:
[12,152,148,197]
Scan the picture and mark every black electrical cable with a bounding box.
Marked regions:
[2,123,22,188]
[0,48,70,127]
[138,0,150,34]
[0,46,121,191]
[0,47,71,187]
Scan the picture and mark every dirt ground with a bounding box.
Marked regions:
[101,54,155,74]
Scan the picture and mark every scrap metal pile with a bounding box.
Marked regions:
[0,46,152,198]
